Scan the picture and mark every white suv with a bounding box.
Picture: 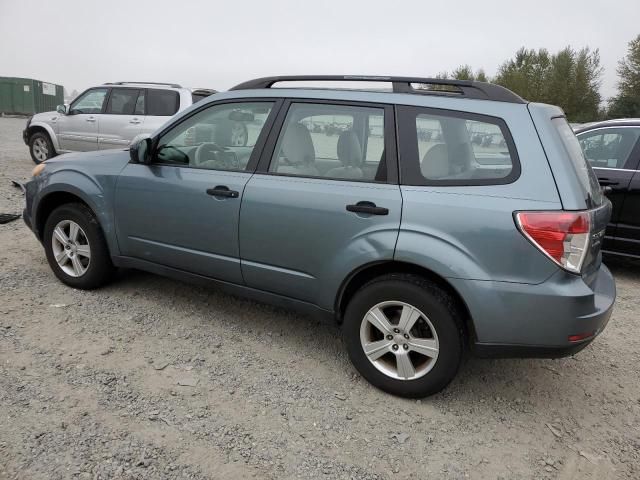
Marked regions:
[23,82,216,163]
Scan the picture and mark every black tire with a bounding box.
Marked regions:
[43,203,115,289]
[343,274,464,398]
[29,131,56,164]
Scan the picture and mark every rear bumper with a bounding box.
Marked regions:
[450,264,615,358]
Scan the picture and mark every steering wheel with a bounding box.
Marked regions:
[194,142,226,168]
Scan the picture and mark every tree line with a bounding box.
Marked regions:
[438,34,640,123]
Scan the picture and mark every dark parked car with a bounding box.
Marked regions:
[575,119,640,258]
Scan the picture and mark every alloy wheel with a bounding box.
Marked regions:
[51,220,91,277]
[359,301,439,380]
[32,137,49,162]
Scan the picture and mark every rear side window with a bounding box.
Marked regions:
[397,106,519,185]
[105,88,141,115]
[553,117,603,204]
[147,89,179,116]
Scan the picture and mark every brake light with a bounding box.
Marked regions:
[515,211,591,274]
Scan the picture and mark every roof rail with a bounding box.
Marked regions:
[104,81,182,88]
[229,75,525,104]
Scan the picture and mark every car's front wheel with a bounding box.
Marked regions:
[343,274,464,398]
[43,203,115,289]
[29,132,55,164]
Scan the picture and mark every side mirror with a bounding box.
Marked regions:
[130,135,152,164]
[56,104,69,115]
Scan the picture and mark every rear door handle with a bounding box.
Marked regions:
[206,185,239,198]
[346,201,389,216]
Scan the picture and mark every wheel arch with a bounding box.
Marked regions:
[27,122,60,153]
[34,191,93,242]
[335,261,477,344]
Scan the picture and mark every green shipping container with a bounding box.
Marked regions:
[0,76,64,116]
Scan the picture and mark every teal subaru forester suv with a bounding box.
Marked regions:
[23,76,615,397]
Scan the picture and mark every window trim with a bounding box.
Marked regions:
[576,125,640,171]
[103,87,144,116]
[255,98,398,185]
[396,105,521,187]
[147,98,284,173]
[69,87,110,115]
[145,88,180,117]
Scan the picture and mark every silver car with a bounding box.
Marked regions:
[23,82,215,163]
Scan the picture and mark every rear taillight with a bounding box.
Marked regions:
[515,211,591,274]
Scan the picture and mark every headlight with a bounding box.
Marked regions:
[32,163,46,177]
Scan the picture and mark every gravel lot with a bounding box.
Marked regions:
[1,116,639,479]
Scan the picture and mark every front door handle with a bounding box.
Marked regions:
[86,116,96,123]
[598,178,619,186]
[346,201,389,216]
[130,118,141,124]
[206,185,239,198]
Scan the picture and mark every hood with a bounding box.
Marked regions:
[44,148,131,171]
[31,110,60,123]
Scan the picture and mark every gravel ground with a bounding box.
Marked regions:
[1,116,639,480]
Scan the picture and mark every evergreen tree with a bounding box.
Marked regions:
[608,34,640,118]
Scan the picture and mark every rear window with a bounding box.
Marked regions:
[147,89,179,116]
[552,117,603,205]
[397,106,519,185]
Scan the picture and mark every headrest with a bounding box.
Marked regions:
[337,130,362,167]
[421,143,449,179]
[281,123,315,165]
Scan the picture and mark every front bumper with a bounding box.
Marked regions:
[450,264,616,358]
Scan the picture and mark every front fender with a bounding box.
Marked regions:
[28,121,61,152]
[33,170,120,256]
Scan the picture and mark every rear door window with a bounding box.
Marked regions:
[397,106,519,185]
[147,89,179,116]
[105,88,142,115]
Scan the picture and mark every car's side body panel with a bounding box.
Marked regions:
[239,174,402,309]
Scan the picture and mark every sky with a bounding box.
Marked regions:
[1,0,638,101]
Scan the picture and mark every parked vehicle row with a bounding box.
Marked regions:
[23,82,216,163]
[22,75,615,397]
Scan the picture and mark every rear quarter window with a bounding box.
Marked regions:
[147,89,180,116]
[397,106,520,186]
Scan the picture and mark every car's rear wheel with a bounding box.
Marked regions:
[29,132,55,164]
[43,203,115,289]
[343,274,464,398]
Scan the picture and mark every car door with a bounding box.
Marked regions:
[57,87,108,151]
[577,126,640,253]
[114,99,279,284]
[98,87,144,149]
[239,100,402,310]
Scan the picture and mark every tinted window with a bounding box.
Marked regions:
[105,88,141,115]
[155,102,274,171]
[413,112,515,182]
[70,88,108,114]
[269,103,386,182]
[147,89,179,116]
[553,117,603,204]
[578,128,640,169]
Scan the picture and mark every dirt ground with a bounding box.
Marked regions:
[0,116,638,480]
